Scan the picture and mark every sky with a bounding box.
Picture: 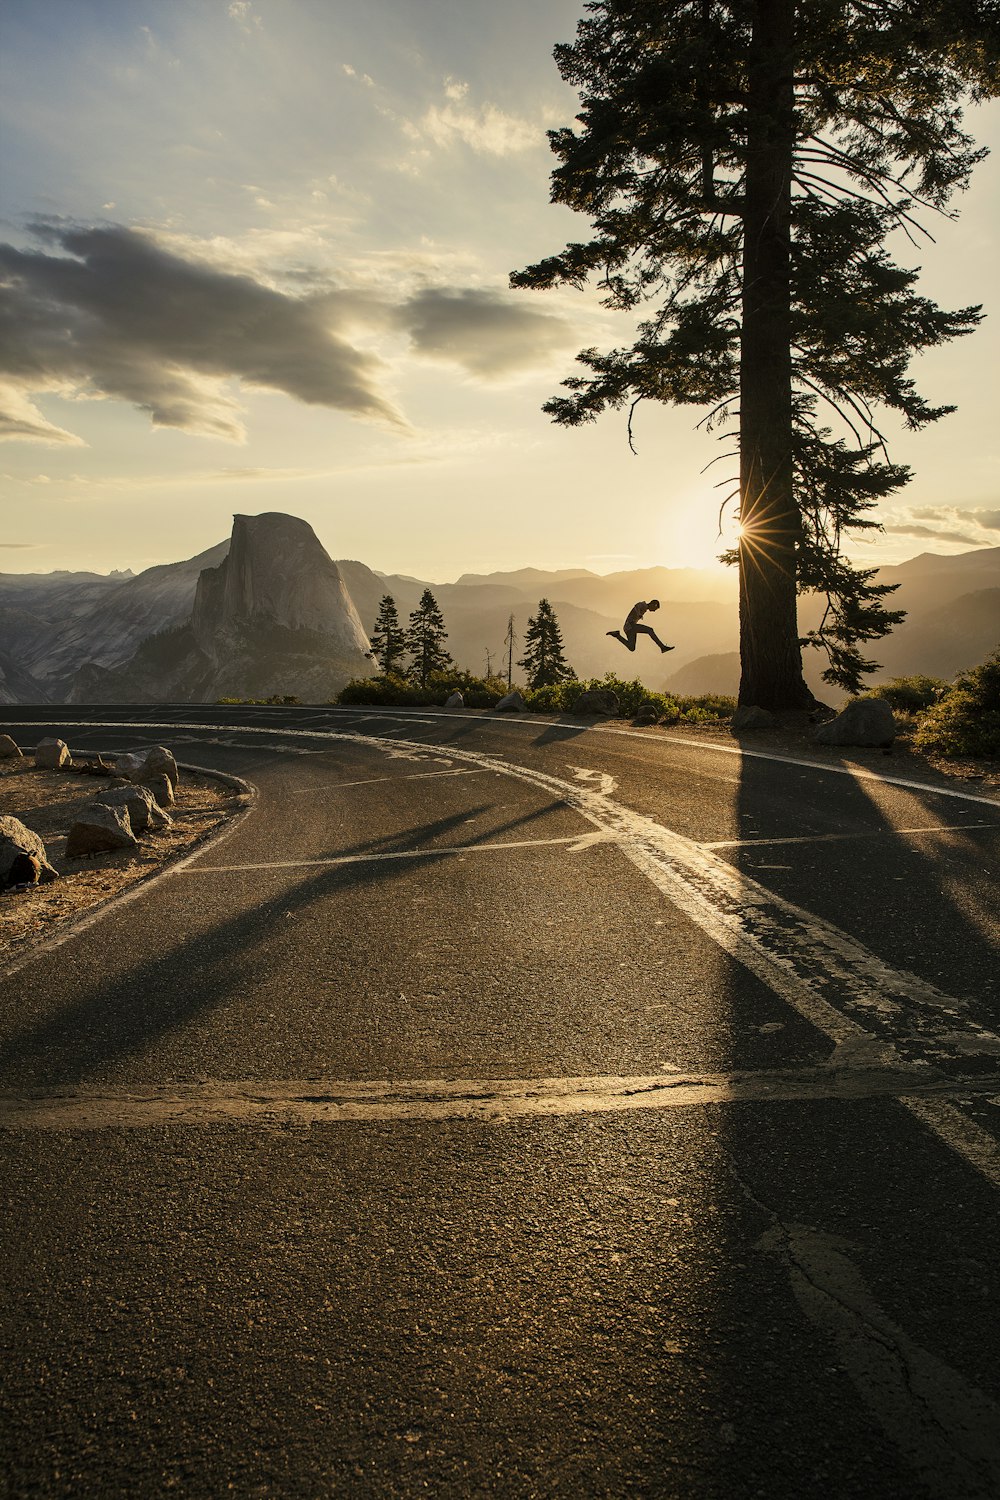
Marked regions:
[0,0,997,581]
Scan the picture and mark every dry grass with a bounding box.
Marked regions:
[0,757,247,962]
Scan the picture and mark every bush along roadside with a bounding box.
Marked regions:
[911,650,1000,759]
[336,670,735,723]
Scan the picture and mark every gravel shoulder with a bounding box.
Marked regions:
[0,759,247,962]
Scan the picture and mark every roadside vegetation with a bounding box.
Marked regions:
[337,669,735,724]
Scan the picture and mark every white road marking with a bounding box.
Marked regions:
[569,765,619,796]
[6,713,997,806]
[288,768,486,791]
[0,1065,995,1131]
[3,718,998,1186]
[181,831,616,873]
[705,821,1000,850]
[0,763,257,984]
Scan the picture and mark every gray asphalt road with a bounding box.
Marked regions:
[1,705,999,1498]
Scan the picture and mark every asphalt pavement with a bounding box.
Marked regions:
[1,704,998,1498]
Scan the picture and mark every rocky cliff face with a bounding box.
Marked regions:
[67,513,373,703]
[191,513,370,657]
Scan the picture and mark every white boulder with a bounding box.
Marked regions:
[0,734,23,760]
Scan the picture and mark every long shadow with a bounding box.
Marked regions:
[0,794,577,1085]
[531,717,594,748]
[690,739,1000,1491]
[726,743,1000,1055]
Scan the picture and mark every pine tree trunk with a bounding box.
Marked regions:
[737,0,813,710]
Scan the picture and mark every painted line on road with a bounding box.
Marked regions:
[287,768,488,791]
[0,1065,996,1131]
[322,727,1000,1188]
[182,830,616,873]
[0,763,258,985]
[4,714,997,808]
[4,718,998,1185]
[705,821,1000,850]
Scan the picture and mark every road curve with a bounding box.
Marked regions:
[1,704,999,1499]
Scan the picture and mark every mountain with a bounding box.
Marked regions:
[455,566,599,589]
[19,546,230,696]
[0,649,49,705]
[68,514,372,703]
[2,527,996,703]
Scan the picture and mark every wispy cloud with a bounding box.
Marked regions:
[0,541,41,549]
[227,1,263,33]
[0,221,406,443]
[883,523,987,546]
[387,77,550,165]
[911,505,1000,532]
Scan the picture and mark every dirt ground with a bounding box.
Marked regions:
[0,756,249,964]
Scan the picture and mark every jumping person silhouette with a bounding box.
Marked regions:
[607,599,674,654]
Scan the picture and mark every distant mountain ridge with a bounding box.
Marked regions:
[1,525,996,703]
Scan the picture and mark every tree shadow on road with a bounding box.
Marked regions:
[0,795,578,1086]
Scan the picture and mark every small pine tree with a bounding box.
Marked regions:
[406,588,453,686]
[369,594,406,675]
[519,598,575,690]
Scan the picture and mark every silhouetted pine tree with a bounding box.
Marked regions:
[512,1,996,703]
[519,598,575,689]
[406,589,453,685]
[369,594,406,675]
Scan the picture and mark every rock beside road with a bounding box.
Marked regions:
[93,784,172,833]
[0,816,59,890]
[731,705,776,733]
[444,691,464,709]
[65,803,140,857]
[0,735,23,760]
[574,688,620,716]
[35,737,72,769]
[140,772,175,809]
[496,691,526,712]
[117,745,180,792]
[815,697,896,748]
[634,702,661,725]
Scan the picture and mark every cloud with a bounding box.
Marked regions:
[0,222,405,443]
[227,1,263,32]
[399,288,576,377]
[912,505,1000,532]
[883,523,986,546]
[0,542,40,549]
[399,79,544,158]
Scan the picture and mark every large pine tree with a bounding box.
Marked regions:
[406,589,454,686]
[519,598,576,688]
[369,594,406,675]
[512,0,996,706]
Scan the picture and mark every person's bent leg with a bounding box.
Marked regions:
[636,623,673,653]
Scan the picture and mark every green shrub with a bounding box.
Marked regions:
[869,675,949,713]
[337,670,509,708]
[912,650,1000,758]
